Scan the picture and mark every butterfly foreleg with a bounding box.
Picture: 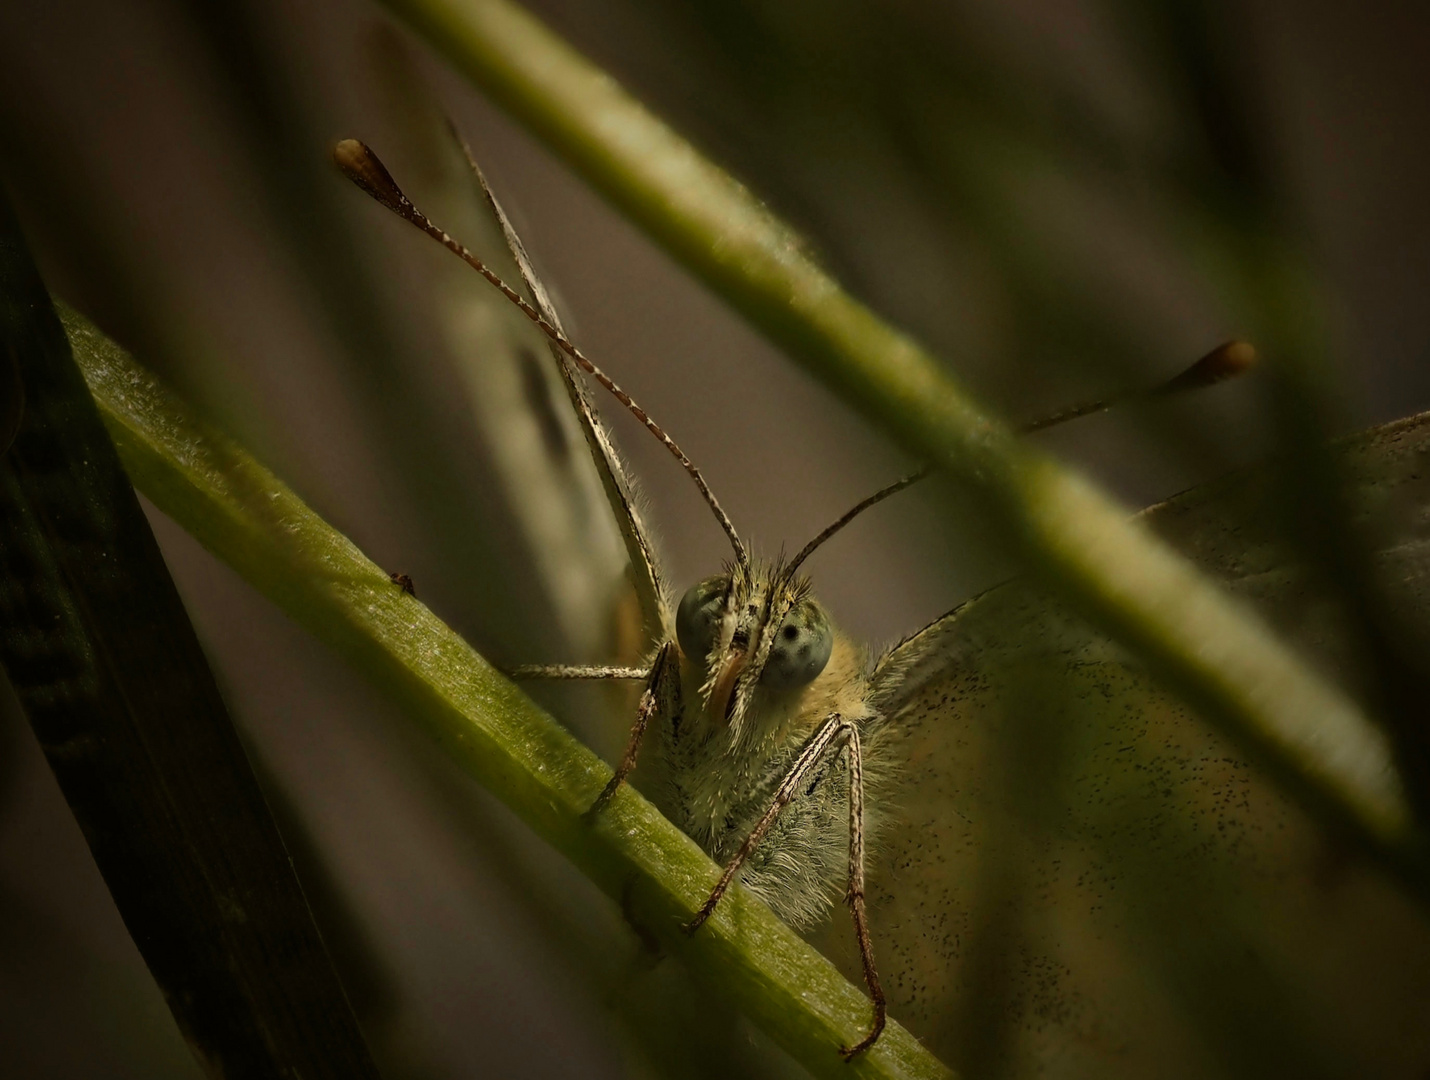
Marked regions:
[506,645,680,815]
[506,664,650,679]
[587,641,680,815]
[684,712,850,934]
[837,721,885,1059]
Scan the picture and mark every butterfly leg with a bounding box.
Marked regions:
[588,641,679,815]
[506,664,650,679]
[837,723,886,1059]
[506,645,678,814]
[684,713,849,933]
[683,714,885,1054]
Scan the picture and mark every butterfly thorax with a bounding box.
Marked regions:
[650,562,885,929]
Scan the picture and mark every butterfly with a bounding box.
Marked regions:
[334,134,1430,1075]
[837,405,1430,1077]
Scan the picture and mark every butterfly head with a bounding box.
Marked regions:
[675,560,834,737]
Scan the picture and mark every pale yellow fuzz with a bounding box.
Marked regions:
[658,614,886,931]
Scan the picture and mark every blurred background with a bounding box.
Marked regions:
[1,0,1428,1077]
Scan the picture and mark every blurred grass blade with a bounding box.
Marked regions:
[171,0,563,664]
[0,192,382,1079]
[1,338,20,456]
[360,33,639,657]
[838,410,1430,1072]
[373,0,1424,881]
[1137,0,1430,822]
[60,304,954,1080]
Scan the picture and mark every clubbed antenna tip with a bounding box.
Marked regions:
[789,339,1259,572]
[332,135,751,574]
[1158,340,1257,396]
[332,139,409,217]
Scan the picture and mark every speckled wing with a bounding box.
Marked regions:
[458,137,669,643]
[826,412,1430,1079]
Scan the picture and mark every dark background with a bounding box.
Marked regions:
[0,0,1427,1076]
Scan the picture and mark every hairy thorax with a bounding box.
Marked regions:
[654,632,882,929]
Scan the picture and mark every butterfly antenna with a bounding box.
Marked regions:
[1021,340,1256,433]
[333,138,751,574]
[785,340,1257,575]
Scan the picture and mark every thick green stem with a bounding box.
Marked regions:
[62,305,954,1080]
[376,0,1421,874]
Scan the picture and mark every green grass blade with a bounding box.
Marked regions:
[62,304,955,1080]
[372,0,1424,882]
[0,191,382,1080]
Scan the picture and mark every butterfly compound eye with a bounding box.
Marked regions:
[759,599,833,691]
[676,576,729,663]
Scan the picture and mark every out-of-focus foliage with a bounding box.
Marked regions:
[0,187,384,1080]
[63,304,953,1079]
[1,0,1429,1078]
[818,411,1430,1077]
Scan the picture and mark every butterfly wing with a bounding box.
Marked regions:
[456,137,669,644]
[842,412,1430,1078]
